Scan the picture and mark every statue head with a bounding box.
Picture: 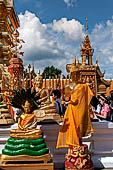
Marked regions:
[23,100,31,114]
[35,70,43,89]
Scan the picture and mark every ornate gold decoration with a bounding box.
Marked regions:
[7,29,25,58]
[65,145,93,170]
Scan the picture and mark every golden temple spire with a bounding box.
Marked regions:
[37,69,40,75]
[96,58,98,67]
[73,56,76,65]
[86,17,88,34]
[76,57,79,64]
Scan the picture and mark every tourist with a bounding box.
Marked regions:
[90,96,101,119]
[110,95,113,122]
[52,89,63,116]
[96,94,111,121]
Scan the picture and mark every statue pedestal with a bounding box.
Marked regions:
[0,154,54,170]
[65,145,94,170]
[0,162,53,170]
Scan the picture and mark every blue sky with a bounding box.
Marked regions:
[14,0,113,79]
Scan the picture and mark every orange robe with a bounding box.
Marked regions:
[19,113,37,128]
[56,84,94,148]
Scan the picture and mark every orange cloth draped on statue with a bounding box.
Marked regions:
[56,84,94,148]
[19,114,37,128]
[7,105,14,118]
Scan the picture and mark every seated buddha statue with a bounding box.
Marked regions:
[2,99,50,158]
[11,100,41,139]
[18,100,37,130]
[32,70,50,106]
[32,71,62,123]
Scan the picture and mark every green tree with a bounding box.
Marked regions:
[42,65,62,79]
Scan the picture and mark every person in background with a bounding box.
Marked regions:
[90,96,101,120]
[52,90,63,116]
[96,94,111,121]
[110,95,113,122]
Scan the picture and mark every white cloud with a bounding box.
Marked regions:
[51,18,85,42]
[18,11,113,79]
[18,11,84,74]
[64,0,77,7]
[90,18,113,79]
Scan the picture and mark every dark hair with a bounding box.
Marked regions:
[111,95,113,101]
[90,96,99,109]
[52,90,61,99]
[99,94,109,104]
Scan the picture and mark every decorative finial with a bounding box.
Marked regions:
[96,58,98,67]
[76,57,79,64]
[7,29,25,58]
[35,69,42,81]
[73,56,76,65]
[38,69,40,75]
[86,17,88,34]
[103,70,106,77]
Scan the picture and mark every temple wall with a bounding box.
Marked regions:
[41,77,110,96]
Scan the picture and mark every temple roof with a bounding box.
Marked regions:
[66,19,110,88]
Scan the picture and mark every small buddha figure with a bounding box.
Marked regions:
[18,100,37,130]
[32,70,50,106]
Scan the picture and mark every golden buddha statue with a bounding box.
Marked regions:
[32,71,62,123]
[56,68,94,170]
[32,70,50,106]
[2,93,51,161]
[57,69,94,148]
[10,100,41,139]
[18,100,37,130]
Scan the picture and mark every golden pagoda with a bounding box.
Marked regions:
[66,18,110,96]
[0,0,20,91]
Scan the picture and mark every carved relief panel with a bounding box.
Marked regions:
[81,73,96,95]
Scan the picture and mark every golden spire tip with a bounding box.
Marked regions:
[86,17,88,34]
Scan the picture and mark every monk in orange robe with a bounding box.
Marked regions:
[56,83,94,148]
